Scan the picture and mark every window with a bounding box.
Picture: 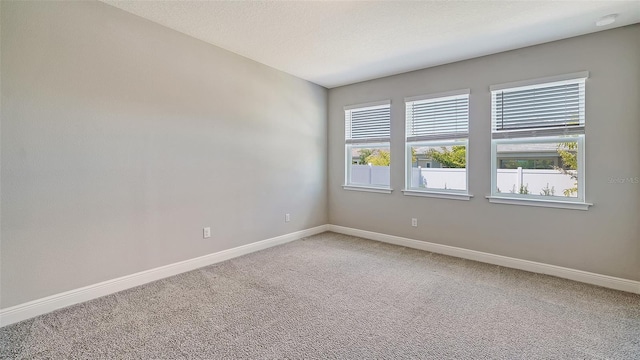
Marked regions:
[403,90,471,200]
[489,72,591,210]
[344,101,391,192]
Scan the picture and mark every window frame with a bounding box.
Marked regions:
[345,142,392,192]
[490,135,585,201]
[487,72,592,210]
[343,100,392,193]
[405,139,470,196]
[403,89,472,201]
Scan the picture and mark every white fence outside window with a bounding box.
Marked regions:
[350,165,391,186]
[350,165,576,196]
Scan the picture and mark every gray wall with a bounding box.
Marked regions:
[1,1,327,308]
[328,25,640,281]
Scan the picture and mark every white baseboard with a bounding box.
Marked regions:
[327,225,640,295]
[0,225,328,327]
[3,223,638,327]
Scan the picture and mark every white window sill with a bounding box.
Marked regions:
[486,196,592,211]
[342,185,393,194]
[402,189,473,201]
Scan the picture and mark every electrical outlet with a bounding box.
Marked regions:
[285,213,291,222]
[203,227,211,239]
[411,218,418,227]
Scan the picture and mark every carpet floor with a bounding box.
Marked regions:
[1,232,639,359]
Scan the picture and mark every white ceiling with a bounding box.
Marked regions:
[103,1,640,88]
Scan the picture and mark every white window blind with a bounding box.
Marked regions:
[492,77,586,139]
[345,102,390,144]
[406,93,469,142]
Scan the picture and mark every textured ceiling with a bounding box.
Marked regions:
[103,1,640,88]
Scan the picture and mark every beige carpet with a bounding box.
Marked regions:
[1,232,639,359]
